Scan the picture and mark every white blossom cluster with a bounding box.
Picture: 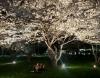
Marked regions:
[0,0,100,48]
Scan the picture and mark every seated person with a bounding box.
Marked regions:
[33,63,46,72]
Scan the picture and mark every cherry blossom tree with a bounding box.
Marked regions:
[0,0,100,66]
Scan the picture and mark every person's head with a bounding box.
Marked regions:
[36,63,39,65]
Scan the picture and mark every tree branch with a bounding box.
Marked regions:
[61,37,78,48]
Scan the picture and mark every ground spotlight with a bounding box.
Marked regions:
[12,61,16,64]
[61,64,66,69]
[93,64,97,69]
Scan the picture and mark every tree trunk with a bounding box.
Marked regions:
[98,57,100,64]
[51,57,58,67]
[91,45,98,64]
[47,49,58,67]
[47,48,63,67]
[27,53,32,62]
[1,47,4,56]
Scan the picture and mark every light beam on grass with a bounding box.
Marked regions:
[0,61,17,66]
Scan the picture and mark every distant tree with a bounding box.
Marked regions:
[91,44,100,65]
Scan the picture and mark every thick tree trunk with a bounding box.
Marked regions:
[47,49,58,67]
[52,58,58,67]
[47,48,63,67]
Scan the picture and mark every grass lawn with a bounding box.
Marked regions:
[0,56,100,78]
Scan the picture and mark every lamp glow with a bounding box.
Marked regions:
[61,64,66,69]
[93,64,96,68]
[12,61,16,64]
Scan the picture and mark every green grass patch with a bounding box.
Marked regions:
[0,57,100,78]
